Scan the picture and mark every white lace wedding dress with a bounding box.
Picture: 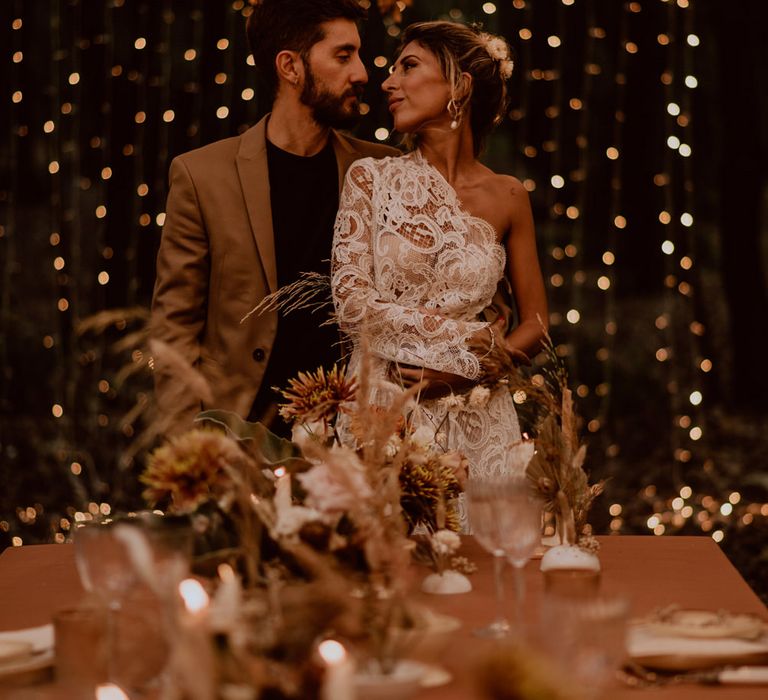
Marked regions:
[332,150,523,527]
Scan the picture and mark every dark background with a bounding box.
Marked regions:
[1,1,767,598]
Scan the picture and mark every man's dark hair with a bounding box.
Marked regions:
[247,0,367,101]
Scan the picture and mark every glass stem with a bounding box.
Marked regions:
[513,564,525,632]
[493,552,507,625]
[106,601,120,682]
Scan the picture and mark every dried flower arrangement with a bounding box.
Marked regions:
[140,345,475,690]
[521,335,606,547]
[437,321,605,548]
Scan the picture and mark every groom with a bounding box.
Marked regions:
[151,0,397,435]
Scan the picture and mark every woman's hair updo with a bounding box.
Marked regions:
[395,21,514,155]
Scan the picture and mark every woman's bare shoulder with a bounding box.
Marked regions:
[482,171,531,214]
[473,164,525,194]
[489,172,527,196]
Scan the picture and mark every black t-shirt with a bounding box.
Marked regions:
[249,138,341,434]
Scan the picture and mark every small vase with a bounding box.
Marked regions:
[540,544,600,572]
[540,544,601,596]
[420,570,472,595]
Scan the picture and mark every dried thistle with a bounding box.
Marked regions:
[277,364,356,425]
[141,428,253,514]
[399,451,463,532]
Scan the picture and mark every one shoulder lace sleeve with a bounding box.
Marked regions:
[332,159,488,380]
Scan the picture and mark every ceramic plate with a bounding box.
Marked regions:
[0,625,55,683]
[642,608,765,640]
[419,663,452,688]
[628,623,768,671]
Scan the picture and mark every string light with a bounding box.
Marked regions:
[3,0,760,563]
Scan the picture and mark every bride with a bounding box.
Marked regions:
[331,21,548,515]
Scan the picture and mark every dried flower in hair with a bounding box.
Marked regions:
[479,32,514,80]
[482,35,508,61]
[498,59,514,80]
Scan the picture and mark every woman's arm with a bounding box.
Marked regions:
[332,159,491,380]
[501,178,549,357]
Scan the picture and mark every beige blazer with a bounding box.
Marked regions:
[151,115,398,432]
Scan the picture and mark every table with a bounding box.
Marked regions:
[1,536,766,699]
[413,536,768,699]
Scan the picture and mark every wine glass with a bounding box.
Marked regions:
[73,519,138,684]
[539,594,630,698]
[467,476,540,638]
[497,487,542,635]
[118,513,193,693]
[130,512,194,596]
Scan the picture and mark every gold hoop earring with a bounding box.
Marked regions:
[447,98,461,130]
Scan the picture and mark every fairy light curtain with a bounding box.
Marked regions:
[1,0,763,558]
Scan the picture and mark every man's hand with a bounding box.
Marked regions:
[390,317,532,400]
[390,364,474,400]
[469,317,531,381]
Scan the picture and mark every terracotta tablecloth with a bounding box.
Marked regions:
[0,536,766,699]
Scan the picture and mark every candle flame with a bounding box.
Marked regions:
[318,639,347,665]
[274,466,287,478]
[179,578,209,613]
[95,683,129,700]
[218,563,235,582]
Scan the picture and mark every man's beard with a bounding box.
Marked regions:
[300,66,363,130]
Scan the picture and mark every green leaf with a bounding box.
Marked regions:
[195,409,308,470]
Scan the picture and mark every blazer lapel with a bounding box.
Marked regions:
[236,122,363,294]
[236,116,278,294]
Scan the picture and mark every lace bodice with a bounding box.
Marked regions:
[331,151,523,530]
[331,151,505,380]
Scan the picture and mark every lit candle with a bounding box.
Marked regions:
[209,563,242,632]
[173,578,216,699]
[274,467,292,513]
[318,639,354,700]
[179,578,210,618]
